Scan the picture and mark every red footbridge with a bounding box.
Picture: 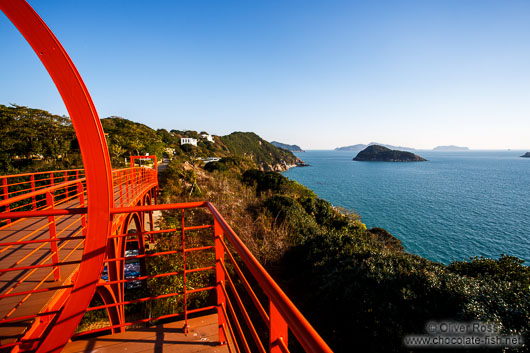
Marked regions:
[0,1,332,353]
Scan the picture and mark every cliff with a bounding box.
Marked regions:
[353,145,427,162]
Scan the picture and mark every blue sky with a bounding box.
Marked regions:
[1,0,529,149]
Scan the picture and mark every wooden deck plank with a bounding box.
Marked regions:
[64,314,228,353]
[0,205,85,345]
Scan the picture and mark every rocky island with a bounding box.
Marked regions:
[521,152,530,158]
[353,145,427,162]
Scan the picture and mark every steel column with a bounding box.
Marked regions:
[215,218,228,345]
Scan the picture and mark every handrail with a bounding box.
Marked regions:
[206,202,333,353]
[0,177,85,208]
[0,208,87,219]
[0,166,158,209]
[0,168,84,179]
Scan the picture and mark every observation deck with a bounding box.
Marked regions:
[0,1,333,352]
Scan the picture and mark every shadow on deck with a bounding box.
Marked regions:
[64,314,228,353]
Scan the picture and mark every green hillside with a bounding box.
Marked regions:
[0,105,300,173]
[220,132,299,170]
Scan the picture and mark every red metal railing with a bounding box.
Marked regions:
[85,201,332,353]
[0,166,158,350]
[0,167,331,352]
[0,169,85,223]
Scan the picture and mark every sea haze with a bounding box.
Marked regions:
[283,150,530,265]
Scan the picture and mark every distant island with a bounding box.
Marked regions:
[353,145,427,162]
[271,141,305,152]
[521,152,530,158]
[336,142,415,152]
[433,145,469,151]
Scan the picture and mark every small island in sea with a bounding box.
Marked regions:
[353,145,427,162]
[521,152,530,158]
[433,145,469,151]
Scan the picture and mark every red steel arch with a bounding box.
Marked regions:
[0,1,113,352]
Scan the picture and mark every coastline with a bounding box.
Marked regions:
[283,150,530,265]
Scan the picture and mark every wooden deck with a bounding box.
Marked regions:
[0,201,85,346]
[63,314,228,353]
[0,178,155,346]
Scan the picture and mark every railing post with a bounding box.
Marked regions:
[77,182,87,237]
[46,192,61,281]
[64,171,69,198]
[135,168,139,195]
[131,168,135,197]
[119,171,123,207]
[214,218,228,345]
[126,169,131,204]
[2,177,11,224]
[269,300,288,353]
[182,209,188,333]
[133,168,137,197]
[2,176,8,200]
[30,174,37,210]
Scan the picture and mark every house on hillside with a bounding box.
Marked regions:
[180,137,197,146]
[164,147,175,156]
[200,133,214,143]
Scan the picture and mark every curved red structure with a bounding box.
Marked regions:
[0,1,334,353]
[0,1,113,352]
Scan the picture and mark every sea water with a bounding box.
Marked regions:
[283,150,530,265]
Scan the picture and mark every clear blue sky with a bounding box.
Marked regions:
[1,0,529,149]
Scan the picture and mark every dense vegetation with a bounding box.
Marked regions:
[0,104,80,172]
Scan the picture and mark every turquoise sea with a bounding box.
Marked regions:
[283,150,530,265]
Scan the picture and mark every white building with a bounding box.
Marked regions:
[180,137,197,146]
[200,133,214,143]
[205,157,220,163]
